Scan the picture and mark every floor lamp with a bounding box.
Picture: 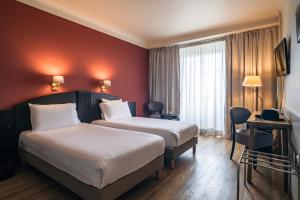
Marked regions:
[242,75,263,111]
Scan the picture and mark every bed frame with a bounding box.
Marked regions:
[166,137,198,169]
[14,91,163,200]
[20,150,163,200]
[76,91,198,169]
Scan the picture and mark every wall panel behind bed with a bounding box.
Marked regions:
[14,92,77,137]
[14,91,136,135]
[77,91,136,123]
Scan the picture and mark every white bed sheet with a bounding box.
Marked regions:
[19,123,164,189]
[92,117,198,148]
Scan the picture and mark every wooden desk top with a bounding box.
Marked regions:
[247,112,292,129]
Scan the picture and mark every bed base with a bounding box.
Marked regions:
[165,136,198,169]
[19,149,163,200]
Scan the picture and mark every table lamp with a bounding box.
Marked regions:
[242,75,263,111]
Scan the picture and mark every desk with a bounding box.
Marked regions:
[246,112,292,192]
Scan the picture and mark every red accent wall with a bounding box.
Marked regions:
[0,0,149,116]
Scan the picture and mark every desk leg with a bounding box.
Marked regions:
[247,127,254,183]
[282,129,289,193]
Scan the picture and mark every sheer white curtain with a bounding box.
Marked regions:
[180,40,226,136]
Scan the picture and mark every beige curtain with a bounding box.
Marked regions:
[225,26,279,139]
[149,46,180,114]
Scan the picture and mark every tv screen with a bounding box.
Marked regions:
[274,38,289,76]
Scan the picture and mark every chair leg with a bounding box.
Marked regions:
[230,133,236,160]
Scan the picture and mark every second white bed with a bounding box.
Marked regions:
[92,117,198,148]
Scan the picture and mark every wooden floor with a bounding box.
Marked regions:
[0,136,288,200]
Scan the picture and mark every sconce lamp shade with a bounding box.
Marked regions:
[242,76,262,87]
[100,80,111,89]
[53,75,65,84]
[51,75,64,91]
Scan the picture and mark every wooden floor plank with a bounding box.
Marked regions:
[0,136,288,200]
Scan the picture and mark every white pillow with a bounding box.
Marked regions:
[101,98,122,103]
[99,101,132,121]
[100,98,123,120]
[29,103,81,131]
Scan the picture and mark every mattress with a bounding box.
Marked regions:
[92,117,198,148]
[18,123,164,189]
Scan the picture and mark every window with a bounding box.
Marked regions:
[180,40,226,136]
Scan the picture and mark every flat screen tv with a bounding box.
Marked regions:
[274,38,289,76]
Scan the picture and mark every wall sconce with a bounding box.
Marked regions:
[100,80,111,92]
[51,75,64,91]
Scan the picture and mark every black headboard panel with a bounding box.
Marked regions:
[77,91,136,123]
[14,91,137,136]
[128,102,136,117]
[14,92,77,136]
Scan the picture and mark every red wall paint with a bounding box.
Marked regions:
[0,0,149,116]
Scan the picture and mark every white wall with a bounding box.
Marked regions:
[281,0,300,199]
[282,0,300,116]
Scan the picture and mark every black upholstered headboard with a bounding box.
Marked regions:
[77,91,136,123]
[14,91,137,136]
[14,92,77,136]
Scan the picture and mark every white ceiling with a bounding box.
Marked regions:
[18,0,283,48]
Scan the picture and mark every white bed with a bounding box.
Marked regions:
[92,117,198,148]
[19,123,165,189]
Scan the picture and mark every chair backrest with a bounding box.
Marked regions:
[230,107,251,125]
[261,109,279,121]
[148,101,163,114]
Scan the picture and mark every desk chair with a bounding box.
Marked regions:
[259,109,280,134]
[230,107,273,160]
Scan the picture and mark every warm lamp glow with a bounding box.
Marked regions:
[53,75,64,84]
[100,80,111,91]
[89,62,114,80]
[51,75,64,91]
[242,76,262,87]
[28,51,71,75]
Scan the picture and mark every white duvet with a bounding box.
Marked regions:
[19,123,164,189]
[92,117,198,148]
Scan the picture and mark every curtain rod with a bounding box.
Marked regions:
[179,37,225,48]
[171,22,279,49]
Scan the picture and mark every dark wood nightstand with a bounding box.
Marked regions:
[0,109,16,181]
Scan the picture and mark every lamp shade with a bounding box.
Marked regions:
[53,76,64,84]
[103,80,111,87]
[242,76,262,87]
[100,80,111,88]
